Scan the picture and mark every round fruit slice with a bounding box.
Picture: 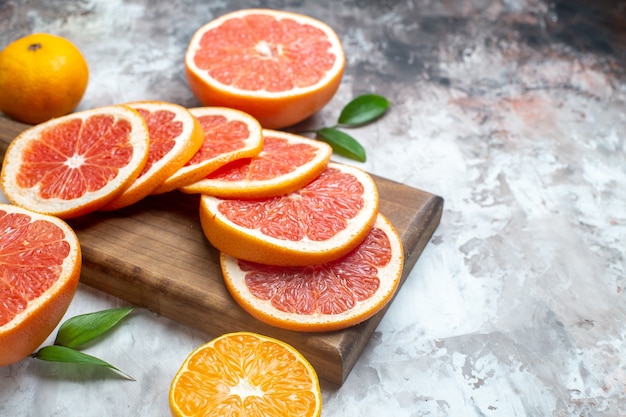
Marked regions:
[170,332,321,417]
[185,9,346,129]
[153,107,263,194]
[199,162,379,266]
[0,105,150,218]
[221,214,403,332]
[181,129,332,198]
[101,101,205,210]
[0,203,81,366]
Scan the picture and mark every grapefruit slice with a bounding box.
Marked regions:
[199,162,379,266]
[153,106,263,194]
[170,332,321,417]
[180,129,332,198]
[101,101,205,210]
[185,9,346,129]
[0,204,81,366]
[0,105,150,218]
[220,214,403,332]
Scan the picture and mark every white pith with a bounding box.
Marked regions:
[229,377,265,399]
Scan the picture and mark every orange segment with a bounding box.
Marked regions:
[199,162,379,266]
[169,332,322,417]
[220,214,403,332]
[180,129,332,198]
[153,107,263,194]
[0,105,150,218]
[185,9,345,128]
[101,101,204,210]
[0,204,81,366]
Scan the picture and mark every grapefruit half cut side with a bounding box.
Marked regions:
[185,8,346,129]
[0,203,81,366]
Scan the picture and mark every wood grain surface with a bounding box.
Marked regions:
[0,116,443,385]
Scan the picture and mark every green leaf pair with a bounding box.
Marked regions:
[312,93,390,162]
[32,307,135,380]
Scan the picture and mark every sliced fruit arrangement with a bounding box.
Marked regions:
[152,106,263,194]
[101,101,205,211]
[0,99,400,333]
[170,332,322,417]
[0,203,82,366]
[1,105,150,218]
[199,162,380,267]
[196,152,404,333]
[185,8,345,129]
[0,103,264,217]
[180,129,333,198]
[221,214,403,332]
[0,13,404,401]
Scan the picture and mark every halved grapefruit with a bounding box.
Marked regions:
[0,105,150,218]
[0,203,81,366]
[185,9,346,129]
[220,214,403,332]
[153,106,263,194]
[180,129,332,198]
[199,162,379,266]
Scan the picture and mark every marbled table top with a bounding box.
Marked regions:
[1,0,625,416]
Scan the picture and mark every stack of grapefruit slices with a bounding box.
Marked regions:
[0,100,404,333]
[193,137,404,333]
[0,9,403,342]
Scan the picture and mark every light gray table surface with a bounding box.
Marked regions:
[1,0,625,416]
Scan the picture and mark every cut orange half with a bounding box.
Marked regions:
[0,204,81,366]
[221,214,403,332]
[101,101,205,210]
[153,106,263,194]
[0,105,150,218]
[169,332,322,417]
[180,129,332,198]
[199,162,379,266]
[185,9,346,129]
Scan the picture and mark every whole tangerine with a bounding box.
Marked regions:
[0,33,89,125]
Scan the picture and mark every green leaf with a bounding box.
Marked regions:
[33,345,135,380]
[337,94,390,127]
[54,307,134,349]
[316,127,367,162]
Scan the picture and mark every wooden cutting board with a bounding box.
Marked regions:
[0,116,443,385]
